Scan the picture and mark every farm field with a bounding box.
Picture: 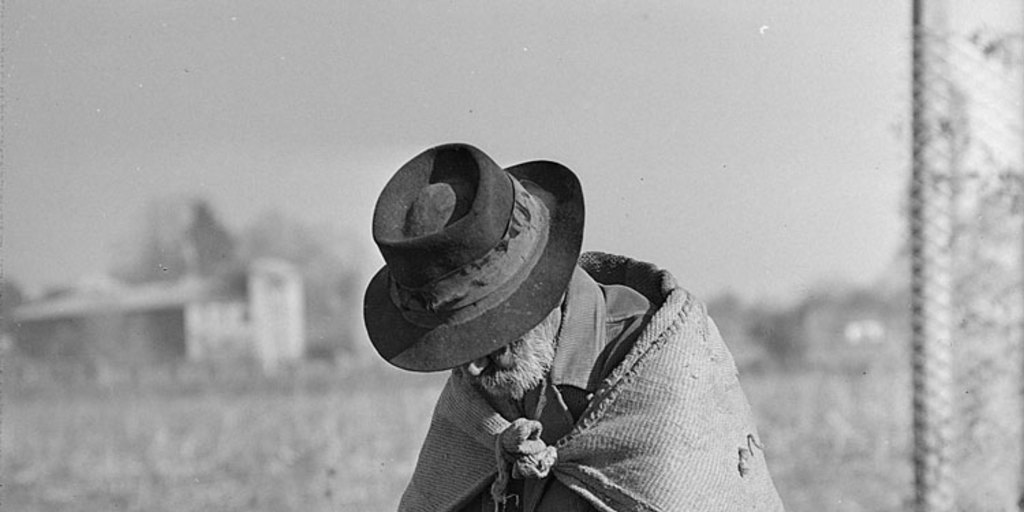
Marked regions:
[3,358,912,511]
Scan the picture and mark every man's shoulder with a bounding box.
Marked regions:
[578,251,699,308]
[580,252,720,374]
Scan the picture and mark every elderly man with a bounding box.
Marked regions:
[364,144,784,512]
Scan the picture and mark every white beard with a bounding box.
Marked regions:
[455,310,559,401]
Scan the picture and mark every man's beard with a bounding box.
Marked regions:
[456,311,559,401]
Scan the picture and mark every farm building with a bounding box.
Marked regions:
[10,259,304,373]
[799,287,909,370]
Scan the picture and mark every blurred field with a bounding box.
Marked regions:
[749,363,912,511]
[4,356,913,512]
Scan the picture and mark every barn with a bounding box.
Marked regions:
[10,259,305,374]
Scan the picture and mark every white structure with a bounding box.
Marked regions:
[183,259,305,371]
[248,259,305,372]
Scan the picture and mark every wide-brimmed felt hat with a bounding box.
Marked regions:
[363,143,584,372]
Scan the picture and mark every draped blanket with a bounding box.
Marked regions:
[399,252,785,512]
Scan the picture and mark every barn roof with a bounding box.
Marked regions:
[12,275,245,323]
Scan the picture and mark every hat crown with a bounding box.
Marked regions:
[373,144,514,288]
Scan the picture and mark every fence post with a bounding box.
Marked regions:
[911,1,1024,510]
[910,0,956,510]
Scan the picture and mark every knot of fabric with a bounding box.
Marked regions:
[489,418,558,509]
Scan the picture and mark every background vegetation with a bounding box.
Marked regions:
[4,341,914,512]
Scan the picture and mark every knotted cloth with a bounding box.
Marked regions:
[490,418,558,508]
[399,252,785,512]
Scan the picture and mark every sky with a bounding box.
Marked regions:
[4,0,911,302]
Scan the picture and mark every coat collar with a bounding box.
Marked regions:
[549,267,608,391]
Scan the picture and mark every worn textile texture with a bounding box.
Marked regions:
[399,252,785,512]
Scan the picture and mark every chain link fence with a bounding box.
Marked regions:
[910,1,1024,510]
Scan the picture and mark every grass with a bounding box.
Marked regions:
[3,355,913,511]
[746,363,913,511]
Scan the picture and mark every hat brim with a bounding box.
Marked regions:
[363,160,584,372]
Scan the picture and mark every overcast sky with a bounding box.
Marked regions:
[5,0,910,302]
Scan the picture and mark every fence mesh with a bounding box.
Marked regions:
[910,1,1024,510]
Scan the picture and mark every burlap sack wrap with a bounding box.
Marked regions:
[399,252,785,512]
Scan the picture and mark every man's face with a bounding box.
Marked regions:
[455,307,561,401]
